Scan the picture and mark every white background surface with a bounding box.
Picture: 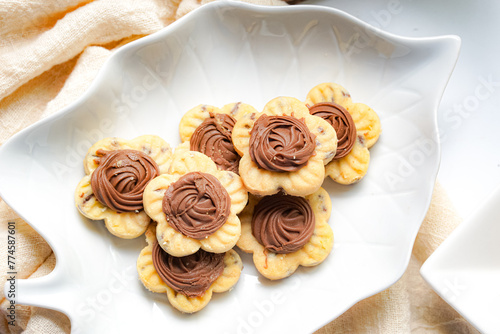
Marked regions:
[311,0,500,220]
[421,186,500,333]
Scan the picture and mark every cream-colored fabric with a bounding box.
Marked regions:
[0,1,477,333]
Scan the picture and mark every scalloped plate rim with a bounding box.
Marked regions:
[0,2,461,333]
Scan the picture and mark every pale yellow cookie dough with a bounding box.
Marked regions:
[143,149,247,257]
[137,224,243,313]
[178,102,257,174]
[232,96,337,196]
[178,104,223,143]
[179,102,257,142]
[75,135,172,239]
[237,187,334,280]
[325,136,370,184]
[305,82,381,184]
[178,103,258,143]
[84,135,172,175]
[305,82,381,148]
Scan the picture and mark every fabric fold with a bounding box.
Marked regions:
[0,0,171,101]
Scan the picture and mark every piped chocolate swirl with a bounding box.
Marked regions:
[249,115,316,172]
[90,149,159,213]
[309,102,356,159]
[251,194,315,254]
[152,242,225,297]
[190,113,240,173]
[162,172,230,240]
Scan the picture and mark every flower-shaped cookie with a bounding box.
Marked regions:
[305,82,381,184]
[143,148,247,257]
[178,102,257,173]
[237,187,333,280]
[137,223,243,313]
[232,96,337,196]
[75,135,172,239]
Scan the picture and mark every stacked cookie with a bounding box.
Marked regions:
[74,82,381,313]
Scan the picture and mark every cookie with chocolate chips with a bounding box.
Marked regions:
[232,96,337,196]
[178,102,258,174]
[305,83,380,184]
[137,223,243,313]
[142,148,248,257]
[75,135,172,239]
[237,187,334,280]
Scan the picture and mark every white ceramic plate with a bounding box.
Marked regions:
[0,2,460,333]
[421,186,500,334]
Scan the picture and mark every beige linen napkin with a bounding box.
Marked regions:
[0,1,478,333]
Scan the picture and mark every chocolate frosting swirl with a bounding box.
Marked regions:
[190,113,240,173]
[162,172,230,240]
[252,194,315,254]
[249,115,316,172]
[91,149,159,213]
[309,102,356,159]
[152,242,225,297]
